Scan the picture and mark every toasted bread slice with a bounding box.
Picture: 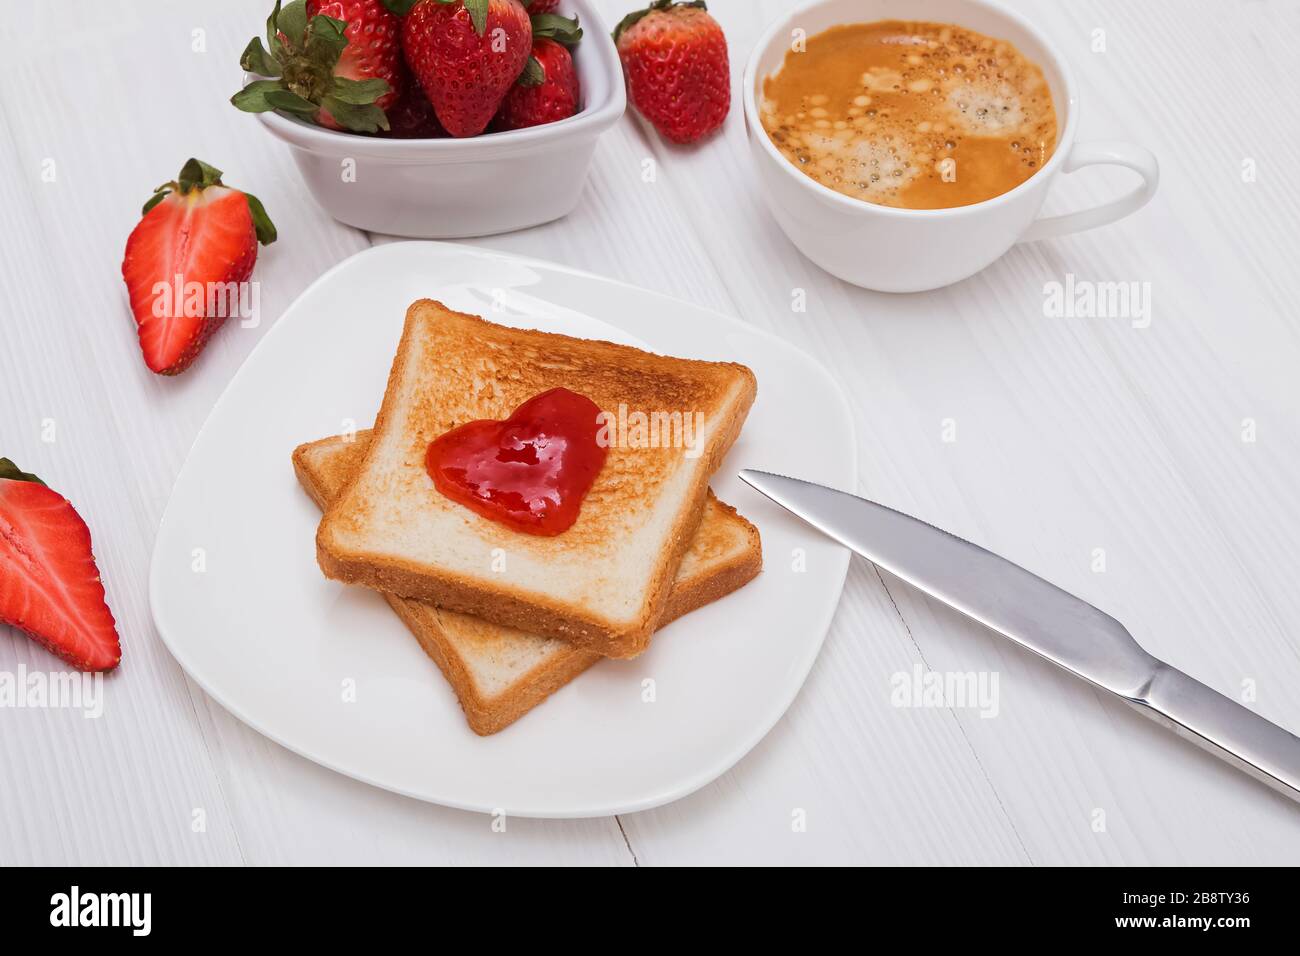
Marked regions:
[296,432,762,734]
[316,301,757,658]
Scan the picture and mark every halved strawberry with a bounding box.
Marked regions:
[121,159,276,375]
[0,459,121,672]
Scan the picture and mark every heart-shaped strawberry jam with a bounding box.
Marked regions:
[426,387,609,536]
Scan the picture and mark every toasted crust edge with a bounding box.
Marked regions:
[314,300,759,658]
[660,498,763,626]
[387,599,600,736]
[297,436,762,735]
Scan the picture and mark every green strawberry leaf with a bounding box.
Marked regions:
[231,79,286,113]
[305,13,349,62]
[531,13,582,47]
[240,37,283,76]
[0,458,45,486]
[381,0,421,14]
[244,193,279,245]
[611,6,652,44]
[277,0,311,47]
[266,88,322,113]
[177,158,225,193]
[141,188,171,216]
[464,0,489,36]
[330,76,392,105]
[519,55,545,87]
[321,96,391,133]
[236,0,382,132]
[266,0,285,56]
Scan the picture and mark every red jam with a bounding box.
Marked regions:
[425,388,609,536]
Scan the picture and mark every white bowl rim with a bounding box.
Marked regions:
[742,0,1081,219]
[248,0,626,160]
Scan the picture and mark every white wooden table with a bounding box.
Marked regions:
[3,0,1298,865]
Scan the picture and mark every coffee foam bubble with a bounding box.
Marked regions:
[945,79,1026,134]
[799,131,919,200]
[763,98,933,203]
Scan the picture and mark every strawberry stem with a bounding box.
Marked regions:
[177,158,225,192]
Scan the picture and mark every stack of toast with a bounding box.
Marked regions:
[295,300,760,734]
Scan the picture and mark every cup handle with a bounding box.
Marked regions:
[1018,141,1159,243]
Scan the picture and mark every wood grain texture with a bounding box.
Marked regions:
[0,0,1297,865]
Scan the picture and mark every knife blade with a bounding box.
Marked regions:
[739,469,1300,805]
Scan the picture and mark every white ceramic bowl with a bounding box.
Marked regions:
[249,0,626,238]
[743,0,1158,292]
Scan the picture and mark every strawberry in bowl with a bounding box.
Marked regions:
[492,13,584,131]
[234,0,403,133]
[235,0,591,139]
[237,0,625,237]
[396,0,534,137]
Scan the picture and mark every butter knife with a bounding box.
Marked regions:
[739,470,1300,804]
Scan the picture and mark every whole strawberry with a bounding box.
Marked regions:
[614,0,729,144]
[492,38,578,130]
[121,160,277,375]
[234,0,401,133]
[308,0,405,117]
[390,0,533,137]
[492,14,582,131]
[0,459,121,672]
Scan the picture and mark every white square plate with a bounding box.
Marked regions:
[150,242,856,817]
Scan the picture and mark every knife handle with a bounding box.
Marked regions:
[1128,663,1300,803]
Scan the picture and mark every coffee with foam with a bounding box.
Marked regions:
[761,21,1057,209]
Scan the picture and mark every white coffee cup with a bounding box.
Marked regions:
[743,0,1159,293]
